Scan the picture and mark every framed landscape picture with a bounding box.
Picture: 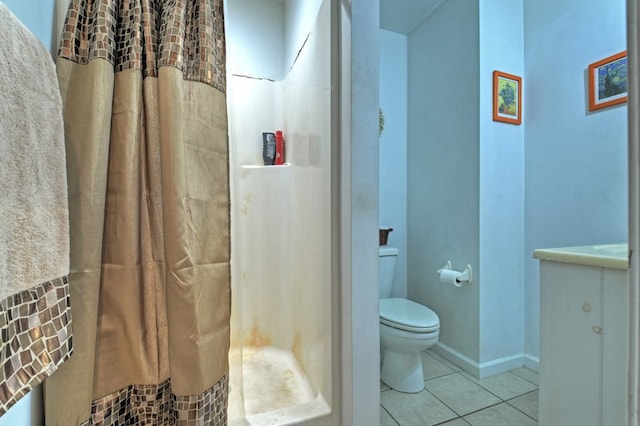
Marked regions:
[493,70,522,125]
[588,51,628,112]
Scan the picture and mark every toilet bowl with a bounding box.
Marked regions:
[379,247,440,393]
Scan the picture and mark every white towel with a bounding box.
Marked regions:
[0,2,69,300]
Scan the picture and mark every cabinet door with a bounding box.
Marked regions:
[540,261,602,426]
[602,268,628,426]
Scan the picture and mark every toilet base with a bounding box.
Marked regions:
[381,349,424,393]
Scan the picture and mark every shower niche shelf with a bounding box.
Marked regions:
[241,163,292,169]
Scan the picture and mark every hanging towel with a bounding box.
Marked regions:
[0,2,72,416]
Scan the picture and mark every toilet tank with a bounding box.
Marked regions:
[379,246,399,298]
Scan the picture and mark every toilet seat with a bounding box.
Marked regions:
[380,298,439,333]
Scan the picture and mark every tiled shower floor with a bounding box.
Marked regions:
[380,350,539,425]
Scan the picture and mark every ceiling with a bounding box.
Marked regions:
[379,0,445,34]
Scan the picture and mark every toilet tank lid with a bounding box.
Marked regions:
[379,246,399,256]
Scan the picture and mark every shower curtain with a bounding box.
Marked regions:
[44,0,231,424]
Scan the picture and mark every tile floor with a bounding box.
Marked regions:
[380,350,539,426]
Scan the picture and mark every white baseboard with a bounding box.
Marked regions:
[477,353,526,378]
[523,353,540,372]
[431,342,539,378]
[431,342,481,377]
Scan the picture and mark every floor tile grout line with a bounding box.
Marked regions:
[430,370,510,406]
[382,365,540,425]
[381,392,538,426]
[383,383,461,424]
[421,381,497,420]
[422,385,458,417]
[423,351,463,373]
[508,369,540,387]
[504,401,539,424]
[436,388,540,425]
[504,389,540,422]
[425,371,540,421]
[458,369,539,402]
[432,417,470,426]
[380,404,401,426]
[504,388,539,401]
[424,369,461,383]
[381,383,458,425]
[382,381,468,424]
[417,396,534,426]
[456,399,509,419]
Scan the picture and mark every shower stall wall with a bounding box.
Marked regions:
[225,0,335,424]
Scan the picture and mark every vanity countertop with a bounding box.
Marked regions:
[533,243,629,270]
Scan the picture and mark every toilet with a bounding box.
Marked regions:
[379,246,440,393]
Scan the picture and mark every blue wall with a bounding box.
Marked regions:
[407,0,481,364]
[379,29,408,297]
[384,0,627,374]
[523,0,628,362]
[478,0,525,368]
[2,0,55,54]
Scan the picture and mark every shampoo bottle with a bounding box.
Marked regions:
[274,130,285,165]
[262,132,276,165]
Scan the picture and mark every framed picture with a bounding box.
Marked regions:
[588,51,628,112]
[493,71,522,125]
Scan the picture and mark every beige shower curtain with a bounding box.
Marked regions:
[44,1,231,424]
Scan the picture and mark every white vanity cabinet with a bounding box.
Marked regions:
[534,244,628,426]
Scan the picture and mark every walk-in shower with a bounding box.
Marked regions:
[226,1,334,424]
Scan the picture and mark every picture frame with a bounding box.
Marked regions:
[588,51,628,112]
[493,70,522,125]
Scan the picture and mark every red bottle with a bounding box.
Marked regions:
[274,130,285,165]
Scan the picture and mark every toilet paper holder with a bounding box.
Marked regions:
[437,261,473,285]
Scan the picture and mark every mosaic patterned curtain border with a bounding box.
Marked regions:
[58,0,226,92]
[0,277,73,415]
[80,374,228,426]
